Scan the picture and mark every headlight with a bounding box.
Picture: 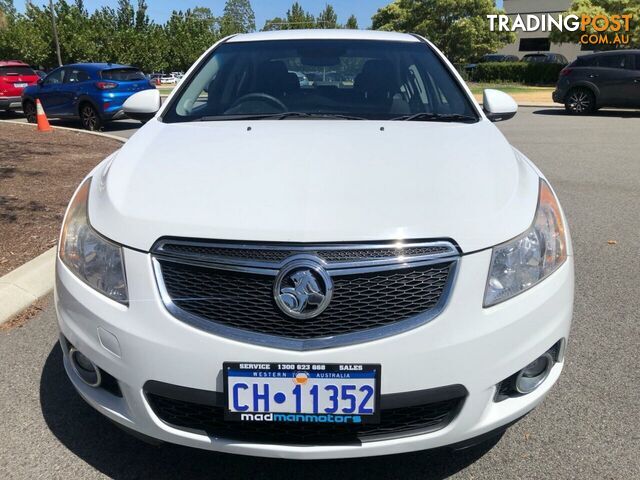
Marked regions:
[484,179,567,307]
[59,178,128,305]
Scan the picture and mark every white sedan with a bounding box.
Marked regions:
[55,29,573,459]
[159,75,177,84]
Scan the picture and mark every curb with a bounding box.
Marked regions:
[0,122,126,326]
[0,119,128,143]
[0,248,56,324]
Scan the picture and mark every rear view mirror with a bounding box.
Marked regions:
[483,89,518,122]
[123,89,161,122]
[301,56,340,67]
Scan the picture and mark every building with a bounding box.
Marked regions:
[497,0,582,62]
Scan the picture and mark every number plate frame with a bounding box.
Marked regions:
[223,362,381,424]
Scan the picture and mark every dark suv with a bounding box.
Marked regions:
[553,50,640,114]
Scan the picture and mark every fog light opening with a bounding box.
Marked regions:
[69,348,102,388]
[515,352,554,394]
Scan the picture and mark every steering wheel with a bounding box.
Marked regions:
[227,93,287,113]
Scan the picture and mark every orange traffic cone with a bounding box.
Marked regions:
[36,99,52,132]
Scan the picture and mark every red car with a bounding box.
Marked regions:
[0,60,39,111]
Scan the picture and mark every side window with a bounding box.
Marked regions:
[600,55,626,69]
[580,56,597,67]
[634,55,640,70]
[66,69,91,83]
[43,68,64,86]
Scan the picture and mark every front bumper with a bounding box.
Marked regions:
[0,96,22,109]
[55,248,573,459]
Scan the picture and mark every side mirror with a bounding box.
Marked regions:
[483,89,518,122]
[123,89,161,122]
[37,79,44,86]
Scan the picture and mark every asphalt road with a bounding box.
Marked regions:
[1,107,639,479]
[0,110,141,139]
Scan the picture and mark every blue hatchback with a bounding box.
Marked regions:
[21,63,154,130]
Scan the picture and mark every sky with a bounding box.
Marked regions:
[16,1,395,29]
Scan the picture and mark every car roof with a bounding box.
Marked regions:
[586,49,640,56]
[63,63,135,71]
[0,60,31,67]
[227,29,419,43]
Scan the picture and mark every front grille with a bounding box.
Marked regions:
[318,245,453,263]
[157,260,454,340]
[153,240,456,266]
[152,239,459,349]
[159,244,294,263]
[146,392,463,445]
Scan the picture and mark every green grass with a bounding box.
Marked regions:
[466,83,554,95]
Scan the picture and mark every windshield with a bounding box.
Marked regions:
[163,39,478,122]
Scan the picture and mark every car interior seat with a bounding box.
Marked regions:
[354,59,409,114]
[256,61,300,97]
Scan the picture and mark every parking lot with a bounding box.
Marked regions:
[0,109,142,139]
[0,107,639,479]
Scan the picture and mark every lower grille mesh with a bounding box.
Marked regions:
[146,393,462,445]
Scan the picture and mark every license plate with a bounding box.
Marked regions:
[14,83,27,88]
[224,362,381,424]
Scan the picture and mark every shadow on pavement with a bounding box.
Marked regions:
[46,118,142,133]
[0,110,23,120]
[40,344,498,479]
[533,108,640,118]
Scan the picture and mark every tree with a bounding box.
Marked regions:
[0,0,15,28]
[0,0,15,16]
[261,16,286,31]
[371,0,515,63]
[262,3,356,31]
[135,0,149,30]
[286,2,315,29]
[0,1,54,67]
[0,0,223,72]
[345,14,358,29]
[220,0,255,36]
[164,9,219,71]
[549,0,640,49]
[116,0,134,29]
[317,4,338,29]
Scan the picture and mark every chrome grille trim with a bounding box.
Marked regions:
[151,239,459,350]
[151,239,458,270]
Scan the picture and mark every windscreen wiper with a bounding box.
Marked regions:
[391,113,478,123]
[198,112,366,121]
